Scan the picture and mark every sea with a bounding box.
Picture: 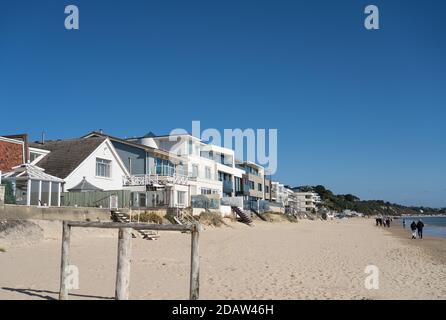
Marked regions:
[399,216,446,238]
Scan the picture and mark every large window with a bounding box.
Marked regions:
[249,181,255,190]
[205,166,211,180]
[235,177,242,192]
[258,183,263,192]
[96,158,111,178]
[192,164,199,178]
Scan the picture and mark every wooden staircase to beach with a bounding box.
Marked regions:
[111,211,160,240]
[231,206,253,225]
[172,208,197,226]
[250,208,268,221]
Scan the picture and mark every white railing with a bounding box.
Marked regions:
[123,174,189,186]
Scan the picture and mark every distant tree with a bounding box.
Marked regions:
[343,194,360,202]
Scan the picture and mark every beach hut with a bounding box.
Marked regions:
[1,163,64,207]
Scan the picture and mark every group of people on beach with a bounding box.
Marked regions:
[375,216,392,228]
[403,219,425,239]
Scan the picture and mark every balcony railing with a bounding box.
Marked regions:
[123,166,189,187]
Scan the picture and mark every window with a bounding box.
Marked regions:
[258,183,263,192]
[265,186,269,193]
[30,152,40,163]
[177,191,186,206]
[192,164,199,178]
[205,166,211,180]
[249,181,255,190]
[235,177,241,192]
[188,140,193,155]
[201,188,212,195]
[96,158,111,177]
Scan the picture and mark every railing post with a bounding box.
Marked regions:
[115,227,132,300]
[59,221,71,300]
[190,223,201,300]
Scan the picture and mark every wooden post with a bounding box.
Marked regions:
[190,223,200,300]
[115,227,132,300]
[59,221,71,300]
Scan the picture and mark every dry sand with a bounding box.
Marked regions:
[0,218,445,300]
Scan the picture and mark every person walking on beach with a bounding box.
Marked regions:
[416,220,425,239]
[403,219,406,229]
[410,221,417,239]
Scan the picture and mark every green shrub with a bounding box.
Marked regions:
[2,181,16,204]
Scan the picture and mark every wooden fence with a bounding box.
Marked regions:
[61,190,132,209]
[59,221,201,300]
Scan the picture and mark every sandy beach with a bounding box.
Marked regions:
[0,218,445,300]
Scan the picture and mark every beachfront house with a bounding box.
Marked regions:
[235,161,266,204]
[84,132,190,208]
[29,136,130,194]
[134,133,224,200]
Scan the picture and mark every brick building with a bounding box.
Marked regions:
[0,135,27,172]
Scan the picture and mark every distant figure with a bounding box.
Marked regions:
[376,218,380,226]
[385,217,391,228]
[402,219,406,229]
[416,220,425,239]
[410,221,417,239]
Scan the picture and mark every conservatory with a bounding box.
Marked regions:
[1,163,64,207]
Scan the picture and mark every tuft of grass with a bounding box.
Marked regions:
[285,215,298,223]
[198,211,225,227]
[139,212,163,224]
[0,247,6,253]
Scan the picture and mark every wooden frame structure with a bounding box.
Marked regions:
[59,221,201,300]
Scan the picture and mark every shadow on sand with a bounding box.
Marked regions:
[1,287,114,300]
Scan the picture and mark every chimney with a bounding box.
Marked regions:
[41,131,45,144]
[99,129,103,134]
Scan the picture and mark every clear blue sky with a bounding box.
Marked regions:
[1,0,445,207]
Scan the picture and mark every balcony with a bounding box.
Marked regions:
[123,165,189,187]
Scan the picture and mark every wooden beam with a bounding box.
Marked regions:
[115,228,132,300]
[67,221,194,232]
[190,223,201,300]
[59,221,71,300]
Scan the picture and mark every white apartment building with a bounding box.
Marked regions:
[201,144,245,197]
[271,181,287,205]
[138,134,223,197]
[295,192,320,213]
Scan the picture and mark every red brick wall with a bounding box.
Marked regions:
[0,140,24,172]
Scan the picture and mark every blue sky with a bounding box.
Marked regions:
[0,0,445,207]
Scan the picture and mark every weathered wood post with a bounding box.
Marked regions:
[190,223,200,300]
[59,221,71,300]
[115,227,132,300]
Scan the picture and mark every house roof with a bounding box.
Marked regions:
[68,177,103,192]
[29,137,107,179]
[82,131,183,163]
[2,163,64,183]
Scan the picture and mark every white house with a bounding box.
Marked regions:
[130,134,224,197]
[29,137,130,192]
